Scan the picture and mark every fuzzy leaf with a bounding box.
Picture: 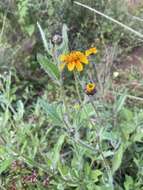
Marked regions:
[52,134,66,169]
[37,22,52,55]
[112,144,124,174]
[38,99,63,126]
[116,92,127,113]
[37,53,60,85]
[57,24,69,54]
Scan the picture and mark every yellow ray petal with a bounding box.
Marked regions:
[67,62,75,71]
[85,47,97,57]
[85,50,91,57]
[76,61,83,72]
[80,56,89,64]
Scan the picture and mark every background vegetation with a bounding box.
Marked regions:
[0,0,143,189]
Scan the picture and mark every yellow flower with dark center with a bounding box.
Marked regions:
[85,82,96,95]
[85,47,98,57]
[60,51,89,72]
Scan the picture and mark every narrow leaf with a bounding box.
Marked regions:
[0,158,13,174]
[116,92,127,113]
[58,24,69,54]
[52,134,66,169]
[112,144,124,174]
[37,22,52,55]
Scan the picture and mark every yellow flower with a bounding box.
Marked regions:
[85,47,98,57]
[60,51,89,72]
[85,82,96,95]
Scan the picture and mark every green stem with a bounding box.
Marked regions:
[72,71,113,189]
[74,71,82,104]
[74,74,114,189]
[89,96,114,189]
[59,72,71,128]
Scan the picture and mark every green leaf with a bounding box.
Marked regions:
[38,99,63,126]
[90,170,102,182]
[25,24,35,36]
[0,146,7,157]
[57,24,69,54]
[58,162,69,179]
[14,100,24,121]
[57,184,64,190]
[132,130,143,142]
[115,91,127,113]
[37,53,60,85]
[120,108,133,122]
[79,103,95,122]
[0,158,13,174]
[90,185,113,190]
[120,122,136,141]
[37,22,52,55]
[52,134,66,169]
[124,175,134,190]
[97,151,114,159]
[112,143,124,174]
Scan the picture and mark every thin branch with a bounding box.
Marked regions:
[74,1,143,39]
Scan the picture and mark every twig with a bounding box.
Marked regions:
[74,1,143,39]
[111,91,143,102]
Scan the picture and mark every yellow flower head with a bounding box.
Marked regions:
[60,51,89,72]
[85,47,98,57]
[85,82,96,95]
